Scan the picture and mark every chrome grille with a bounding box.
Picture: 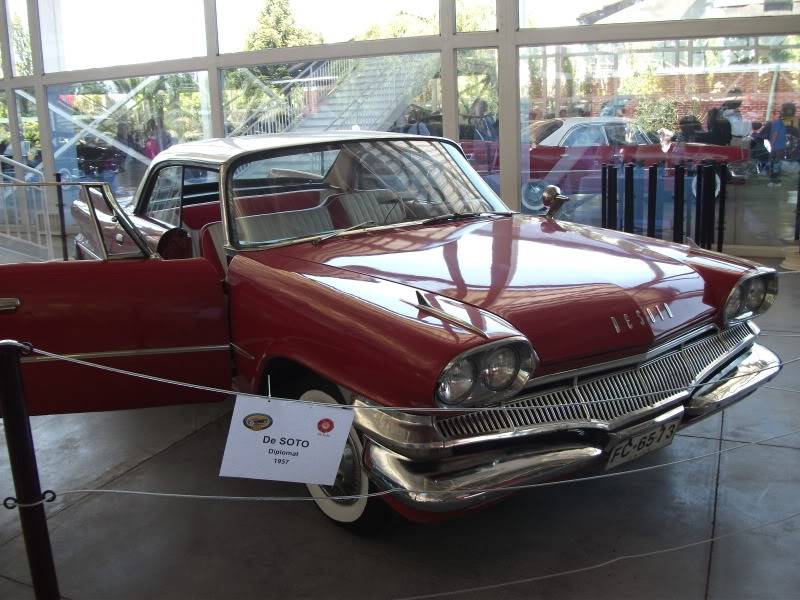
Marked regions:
[435,323,753,440]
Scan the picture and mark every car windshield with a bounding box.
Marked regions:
[226,139,507,247]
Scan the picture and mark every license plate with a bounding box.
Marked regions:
[606,419,680,470]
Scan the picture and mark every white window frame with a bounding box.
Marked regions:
[0,0,793,210]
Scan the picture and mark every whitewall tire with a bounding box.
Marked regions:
[302,389,371,524]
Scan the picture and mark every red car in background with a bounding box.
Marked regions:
[524,117,748,208]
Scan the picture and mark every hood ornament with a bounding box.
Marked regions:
[542,185,569,219]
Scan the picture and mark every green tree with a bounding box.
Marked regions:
[10,16,32,77]
[358,11,436,40]
[455,1,495,32]
[457,49,498,116]
[245,0,321,80]
[222,0,324,132]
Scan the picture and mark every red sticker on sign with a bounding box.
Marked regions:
[317,418,334,433]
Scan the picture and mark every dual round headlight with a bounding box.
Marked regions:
[437,358,475,403]
[437,343,533,406]
[722,272,777,325]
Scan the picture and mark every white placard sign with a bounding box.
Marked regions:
[219,394,355,485]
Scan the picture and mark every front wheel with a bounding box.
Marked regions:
[278,377,394,534]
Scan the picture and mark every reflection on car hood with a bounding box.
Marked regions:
[274,215,717,366]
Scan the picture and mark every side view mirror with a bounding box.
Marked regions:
[542,185,569,219]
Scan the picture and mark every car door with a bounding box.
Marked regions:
[0,184,231,416]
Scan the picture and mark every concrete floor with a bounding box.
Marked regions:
[0,265,799,599]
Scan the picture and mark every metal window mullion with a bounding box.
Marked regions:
[0,0,12,79]
[496,0,520,211]
[439,0,458,142]
[26,1,56,206]
[203,0,224,138]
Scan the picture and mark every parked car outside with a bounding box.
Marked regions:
[1,131,780,532]
[523,117,748,212]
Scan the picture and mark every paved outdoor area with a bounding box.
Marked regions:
[0,261,798,599]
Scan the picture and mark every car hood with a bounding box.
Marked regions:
[272,215,717,367]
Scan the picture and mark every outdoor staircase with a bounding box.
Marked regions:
[288,54,439,132]
[233,53,440,136]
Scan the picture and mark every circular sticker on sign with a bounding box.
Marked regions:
[243,413,273,431]
[317,418,334,433]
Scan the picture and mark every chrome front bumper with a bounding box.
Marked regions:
[363,343,781,512]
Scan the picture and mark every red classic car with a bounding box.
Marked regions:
[0,132,781,532]
[523,117,748,211]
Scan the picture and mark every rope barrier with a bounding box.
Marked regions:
[27,345,799,414]
[393,509,800,600]
[5,426,799,508]
[760,332,800,338]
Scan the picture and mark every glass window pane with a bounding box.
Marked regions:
[216,0,438,54]
[7,0,32,76]
[518,36,800,250]
[14,88,41,171]
[222,54,441,136]
[47,72,212,198]
[458,48,499,192]
[456,0,496,32]
[519,0,800,28]
[38,0,206,72]
[147,166,182,227]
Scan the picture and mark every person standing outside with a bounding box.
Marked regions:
[143,119,161,160]
[758,102,799,187]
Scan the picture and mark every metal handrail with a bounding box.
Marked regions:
[230,57,358,136]
[0,154,43,177]
[0,172,27,185]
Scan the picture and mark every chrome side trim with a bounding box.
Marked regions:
[231,343,256,360]
[0,298,21,312]
[525,324,717,389]
[21,344,230,364]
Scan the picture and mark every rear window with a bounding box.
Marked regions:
[529,119,563,144]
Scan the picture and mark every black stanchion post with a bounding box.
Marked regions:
[0,341,60,600]
[601,164,608,228]
[717,163,727,253]
[624,163,635,233]
[647,163,657,238]
[54,173,68,262]
[694,165,704,244]
[607,164,618,230]
[673,164,685,243]
[702,163,716,250]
